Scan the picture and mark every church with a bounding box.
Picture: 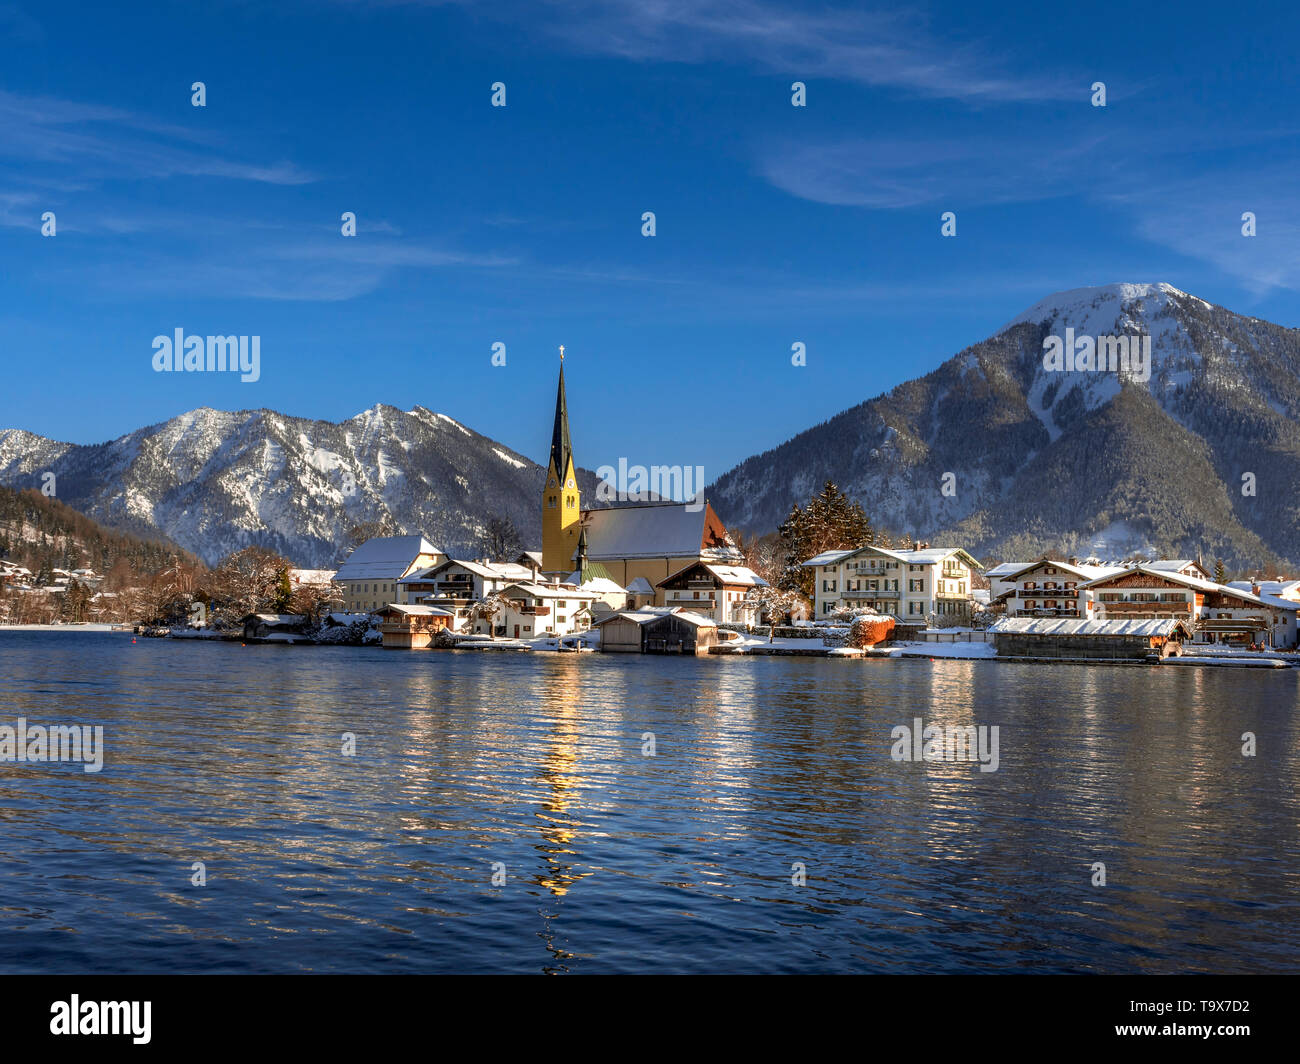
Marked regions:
[540,353,746,592]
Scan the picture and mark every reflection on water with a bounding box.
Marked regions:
[0,632,1297,973]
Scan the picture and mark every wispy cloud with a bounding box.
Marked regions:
[341,0,1073,102]
[0,89,316,185]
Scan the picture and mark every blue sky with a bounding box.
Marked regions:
[4,0,1300,480]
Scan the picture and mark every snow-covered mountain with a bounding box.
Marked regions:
[0,405,594,567]
[710,283,1300,568]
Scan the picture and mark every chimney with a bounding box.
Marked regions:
[1252,580,1262,597]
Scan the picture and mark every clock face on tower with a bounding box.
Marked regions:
[566,479,574,489]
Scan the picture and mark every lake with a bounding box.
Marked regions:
[0,631,1296,973]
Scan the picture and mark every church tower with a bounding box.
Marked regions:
[542,349,581,573]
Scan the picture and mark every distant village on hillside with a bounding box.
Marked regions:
[5,359,1298,666]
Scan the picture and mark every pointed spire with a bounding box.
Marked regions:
[550,353,572,479]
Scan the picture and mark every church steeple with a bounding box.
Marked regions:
[542,347,582,573]
[550,360,572,483]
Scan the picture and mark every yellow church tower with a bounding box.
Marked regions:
[542,347,581,573]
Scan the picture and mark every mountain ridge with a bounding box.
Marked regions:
[708,282,1300,568]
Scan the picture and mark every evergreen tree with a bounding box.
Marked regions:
[1213,559,1226,584]
[777,481,875,595]
[272,566,294,614]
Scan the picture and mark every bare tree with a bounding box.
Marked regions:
[745,585,801,642]
[468,589,512,640]
[477,515,520,561]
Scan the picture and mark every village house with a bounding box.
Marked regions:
[489,582,598,639]
[399,557,538,631]
[334,535,443,613]
[801,544,982,622]
[1079,565,1299,649]
[995,557,1125,618]
[983,561,1031,603]
[1227,578,1300,603]
[654,561,768,625]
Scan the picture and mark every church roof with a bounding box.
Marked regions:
[578,502,737,562]
[550,363,573,477]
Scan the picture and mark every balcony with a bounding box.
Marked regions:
[1097,600,1191,615]
[842,588,900,599]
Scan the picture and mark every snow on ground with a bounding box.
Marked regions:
[493,447,527,469]
[0,624,120,632]
[870,641,998,659]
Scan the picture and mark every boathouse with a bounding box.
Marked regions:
[239,613,309,642]
[595,607,719,654]
[376,603,454,649]
[989,617,1191,661]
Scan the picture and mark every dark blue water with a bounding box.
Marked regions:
[0,631,1296,973]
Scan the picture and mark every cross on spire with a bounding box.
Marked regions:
[559,344,565,361]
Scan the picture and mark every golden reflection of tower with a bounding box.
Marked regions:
[531,657,597,973]
[533,657,594,899]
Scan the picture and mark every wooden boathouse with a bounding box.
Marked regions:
[988,617,1192,662]
[376,603,454,649]
[594,607,719,654]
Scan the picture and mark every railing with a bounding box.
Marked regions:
[841,589,900,599]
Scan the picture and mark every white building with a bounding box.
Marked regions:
[490,582,599,639]
[654,561,768,625]
[1080,564,1300,649]
[801,544,982,622]
[400,558,540,631]
[995,558,1126,618]
[334,535,443,612]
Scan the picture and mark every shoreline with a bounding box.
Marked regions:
[2,624,1295,667]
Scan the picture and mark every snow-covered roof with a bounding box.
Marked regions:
[290,568,337,584]
[804,544,983,570]
[580,502,736,561]
[990,617,1188,637]
[802,549,855,567]
[1002,558,1126,582]
[576,577,627,595]
[243,613,306,625]
[984,562,1031,578]
[378,603,453,617]
[595,606,716,627]
[401,558,534,583]
[1082,565,1299,610]
[656,561,768,588]
[336,535,440,582]
[1227,579,1300,599]
[501,582,597,600]
[624,577,655,594]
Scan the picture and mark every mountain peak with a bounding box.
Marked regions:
[1000,282,1207,334]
